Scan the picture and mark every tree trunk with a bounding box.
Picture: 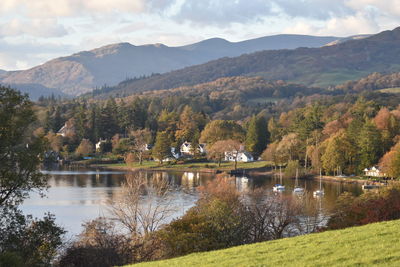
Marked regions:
[139,153,143,165]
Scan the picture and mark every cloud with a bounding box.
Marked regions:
[0,0,173,18]
[275,0,353,20]
[174,0,274,26]
[0,39,74,70]
[0,18,68,38]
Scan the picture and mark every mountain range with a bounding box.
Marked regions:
[94,27,400,98]
[0,34,357,97]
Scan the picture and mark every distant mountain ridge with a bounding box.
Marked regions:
[0,34,346,96]
[95,27,400,98]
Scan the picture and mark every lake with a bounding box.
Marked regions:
[21,165,363,237]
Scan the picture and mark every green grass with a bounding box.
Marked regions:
[379,87,400,94]
[128,220,400,267]
[96,160,270,172]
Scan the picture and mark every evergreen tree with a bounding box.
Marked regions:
[358,120,382,170]
[152,131,172,164]
[245,116,268,158]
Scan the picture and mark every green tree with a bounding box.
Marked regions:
[245,115,268,158]
[152,131,172,163]
[0,87,48,208]
[358,120,382,170]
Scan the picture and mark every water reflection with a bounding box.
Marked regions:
[22,165,363,237]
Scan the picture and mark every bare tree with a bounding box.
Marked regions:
[246,190,324,242]
[108,173,176,236]
[129,129,152,165]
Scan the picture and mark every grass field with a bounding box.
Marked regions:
[96,160,270,172]
[128,220,400,267]
[379,87,400,94]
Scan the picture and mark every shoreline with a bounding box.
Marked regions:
[69,161,397,185]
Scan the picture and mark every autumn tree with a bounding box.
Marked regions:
[207,140,228,166]
[200,120,245,145]
[222,139,243,170]
[261,142,282,167]
[276,133,301,163]
[75,139,94,157]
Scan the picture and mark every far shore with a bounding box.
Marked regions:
[69,159,398,185]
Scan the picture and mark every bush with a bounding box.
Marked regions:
[327,186,400,230]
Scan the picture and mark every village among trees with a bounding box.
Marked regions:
[37,87,400,179]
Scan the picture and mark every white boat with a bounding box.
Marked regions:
[313,169,324,197]
[273,166,285,192]
[293,168,304,194]
[273,184,286,192]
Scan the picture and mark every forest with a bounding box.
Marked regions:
[35,72,400,178]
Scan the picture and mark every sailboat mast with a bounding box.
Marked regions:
[319,168,322,190]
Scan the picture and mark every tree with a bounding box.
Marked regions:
[268,117,282,143]
[152,131,171,163]
[379,141,400,178]
[200,120,245,145]
[0,212,65,267]
[0,86,48,208]
[129,129,152,165]
[207,140,228,166]
[221,139,243,170]
[75,139,94,157]
[245,115,268,158]
[276,133,301,163]
[0,87,64,266]
[261,142,282,167]
[358,120,382,170]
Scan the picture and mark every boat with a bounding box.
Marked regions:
[313,169,325,197]
[293,168,304,194]
[362,184,380,190]
[273,166,285,192]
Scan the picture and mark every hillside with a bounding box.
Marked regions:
[0,35,342,96]
[130,220,400,267]
[100,27,400,98]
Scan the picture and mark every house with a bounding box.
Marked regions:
[95,139,107,151]
[224,151,254,162]
[363,166,386,177]
[180,141,206,156]
[57,119,75,137]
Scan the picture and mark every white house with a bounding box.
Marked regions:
[180,141,206,156]
[364,166,386,177]
[95,139,107,151]
[224,151,254,162]
[57,120,75,137]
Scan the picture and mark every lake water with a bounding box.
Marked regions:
[21,165,363,237]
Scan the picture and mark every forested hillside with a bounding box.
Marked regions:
[95,27,400,98]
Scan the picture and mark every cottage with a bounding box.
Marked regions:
[224,151,254,162]
[95,139,107,151]
[57,120,75,137]
[364,166,386,177]
[180,141,206,156]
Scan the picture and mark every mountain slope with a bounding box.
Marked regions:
[0,35,341,96]
[130,220,400,267]
[99,27,400,97]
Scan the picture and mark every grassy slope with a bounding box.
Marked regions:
[129,220,400,267]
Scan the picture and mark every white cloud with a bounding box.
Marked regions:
[0,18,68,38]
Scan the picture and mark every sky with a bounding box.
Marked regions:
[0,0,399,71]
